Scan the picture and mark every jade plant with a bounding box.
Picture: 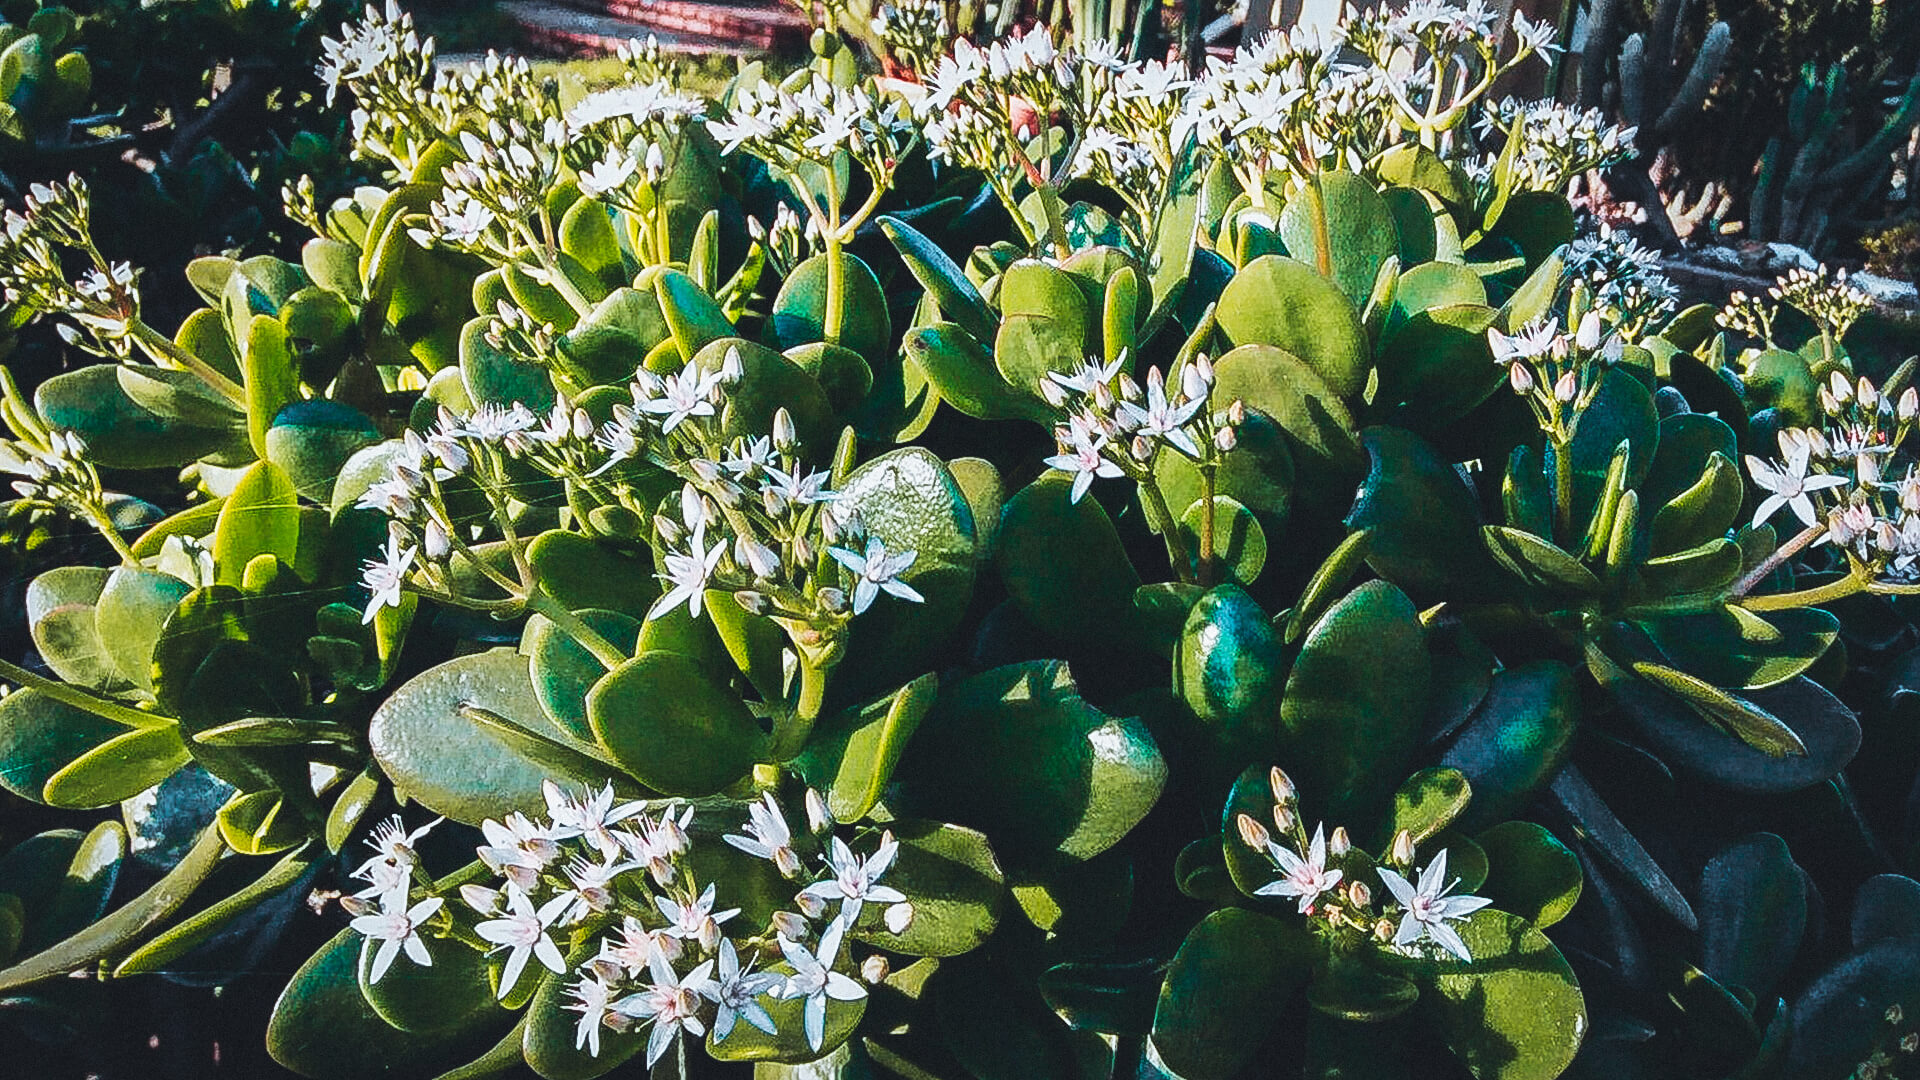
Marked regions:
[1,3,1919,1079]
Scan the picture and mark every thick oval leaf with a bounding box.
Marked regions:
[1424,910,1585,1080]
[1388,767,1472,847]
[94,566,192,692]
[267,927,496,1079]
[1475,821,1582,929]
[0,689,126,803]
[35,365,242,469]
[1216,255,1369,398]
[41,724,189,809]
[1281,580,1429,822]
[1277,171,1399,307]
[526,609,641,741]
[1208,343,1361,482]
[1788,937,1920,1079]
[852,818,1004,958]
[997,472,1137,648]
[266,400,380,504]
[795,674,937,823]
[1440,661,1578,832]
[587,651,765,797]
[1176,583,1283,729]
[1348,426,1502,601]
[892,661,1166,867]
[1607,674,1858,793]
[772,250,892,366]
[369,649,572,825]
[358,930,502,1034]
[1699,833,1806,1002]
[212,461,300,586]
[1149,908,1318,1080]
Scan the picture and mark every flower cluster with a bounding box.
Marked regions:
[1475,97,1637,193]
[1719,264,1873,351]
[561,77,706,222]
[1177,21,1393,195]
[0,176,141,352]
[346,784,911,1066]
[1562,226,1677,336]
[1235,768,1491,962]
[870,0,947,75]
[1,431,113,532]
[1039,350,1241,505]
[1744,372,1920,581]
[709,74,915,238]
[1488,307,1623,445]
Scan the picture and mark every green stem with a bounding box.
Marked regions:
[128,323,247,406]
[525,590,628,670]
[1729,523,1825,598]
[1304,171,1332,279]
[1199,463,1217,587]
[0,657,170,729]
[0,823,227,993]
[772,655,832,762]
[824,167,846,347]
[86,505,140,567]
[1739,571,1865,613]
[1551,435,1574,546]
[1138,472,1196,584]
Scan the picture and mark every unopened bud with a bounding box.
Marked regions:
[1269,767,1295,804]
[805,788,833,834]
[1194,353,1215,384]
[1181,364,1208,403]
[459,884,501,914]
[792,534,813,566]
[1092,380,1115,411]
[1214,426,1237,452]
[1575,310,1603,351]
[1554,371,1578,403]
[1831,370,1853,404]
[795,890,828,919]
[1119,374,1142,402]
[1819,386,1840,416]
[772,911,810,939]
[1347,880,1370,907]
[1131,435,1153,461]
[1227,399,1246,426]
[884,901,915,934]
[339,895,375,917]
[1509,362,1535,394]
[1236,812,1270,851]
[654,513,684,547]
[1039,378,1067,407]
[572,408,594,439]
[423,519,451,560]
[1272,803,1295,834]
[862,954,891,983]
[1390,829,1415,866]
[1328,826,1350,856]
[734,589,770,615]
[772,407,798,452]
[1901,387,1918,423]
[819,586,849,614]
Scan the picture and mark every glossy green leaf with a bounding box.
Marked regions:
[526,609,641,741]
[588,651,766,796]
[893,661,1165,866]
[1277,171,1399,307]
[1388,767,1472,847]
[1215,255,1369,398]
[853,818,1003,957]
[1149,909,1317,1080]
[1423,911,1585,1080]
[1348,427,1502,600]
[212,461,300,586]
[34,364,243,469]
[997,473,1138,648]
[1281,581,1430,821]
[0,689,124,803]
[1440,661,1578,831]
[1176,583,1282,729]
[1475,821,1582,929]
[524,531,657,619]
[796,673,937,823]
[1178,496,1267,585]
[904,323,1050,423]
[40,723,188,809]
[773,250,892,366]
[369,649,575,825]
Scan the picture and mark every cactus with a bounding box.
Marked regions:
[1749,62,1920,250]
[1581,0,1731,247]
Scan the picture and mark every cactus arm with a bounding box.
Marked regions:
[1820,74,1920,186]
[1643,0,1682,125]
[1579,0,1621,110]
[1620,33,1647,136]
[1654,21,1730,137]
[1749,134,1783,240]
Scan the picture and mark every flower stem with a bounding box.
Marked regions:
[0,657,171,729]
[1199,464,1217,587]
[1730,523,1825,599]
[772,654,832,762]
[1738,570,1865,613]
[129,322,247,407]
[1551,435,1574,546]
[524,590,628,671]
[1138,472,1196,584]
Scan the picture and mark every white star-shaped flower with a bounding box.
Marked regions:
[351,894,444,984]
[1044,414,1124,504]
[774,919,867,1052]
[799,832,906,927]
[649,525,726,621]
[828,536,924,615]
[1252,823,1344,913]
[474,887,571,999]
[1747,429,1849,530]
[1377,849,1494,962]
[701,938,781,1043]
[360,534,416,624]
